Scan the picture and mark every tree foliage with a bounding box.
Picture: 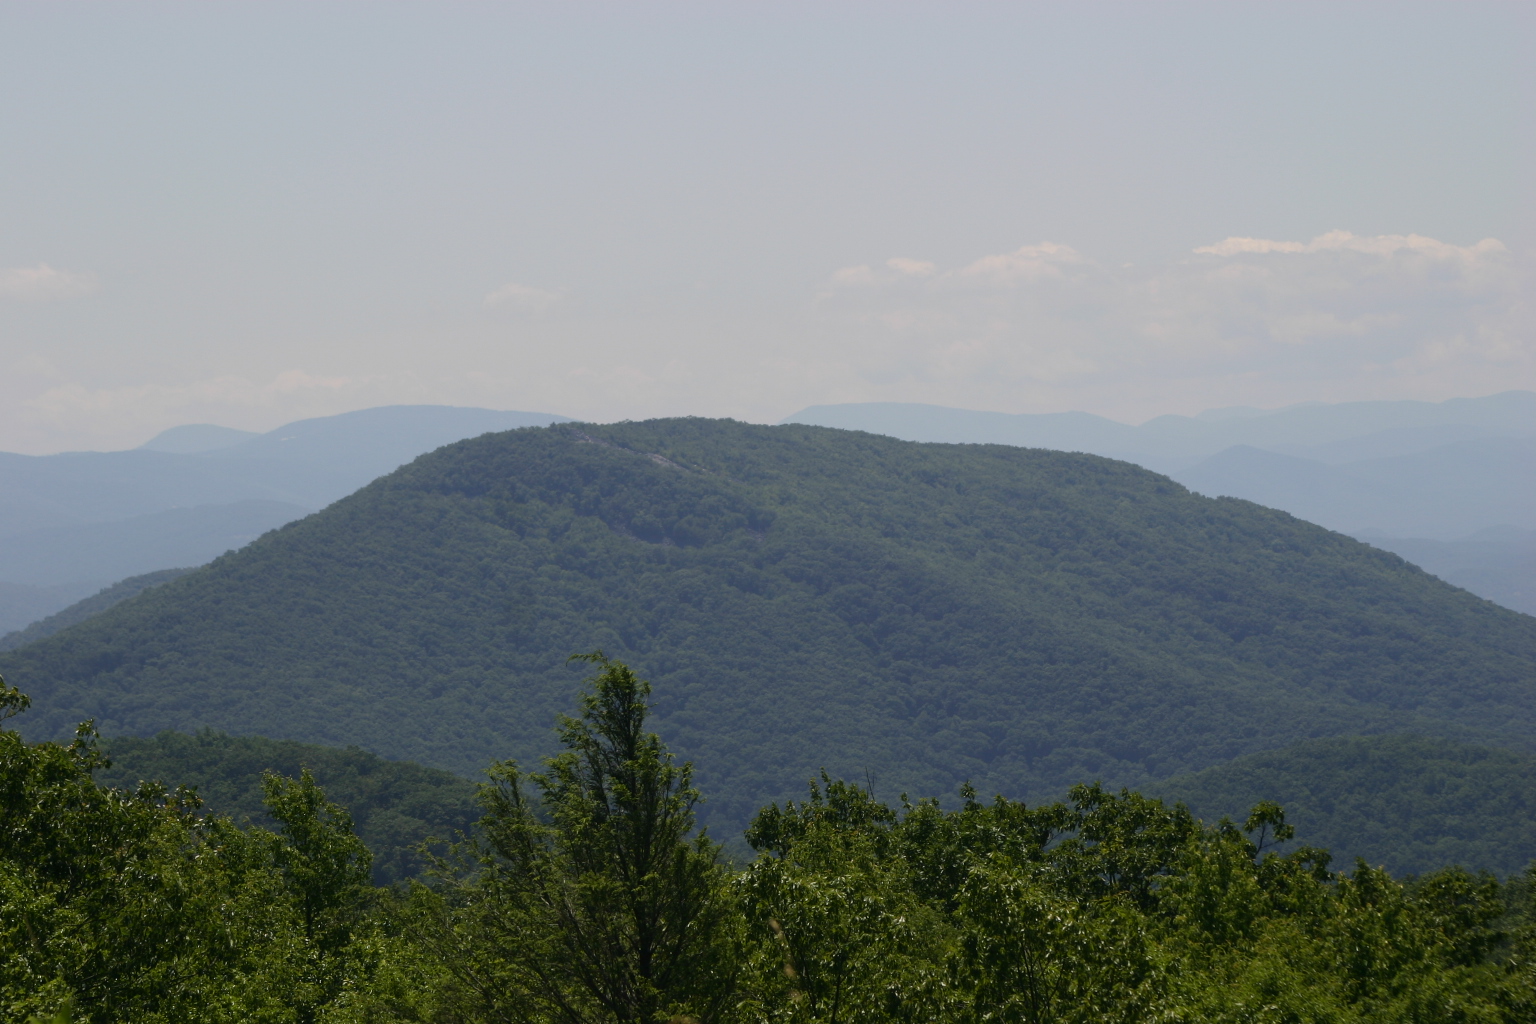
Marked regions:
[396,653,739,1024]
[0,674,375,1023]
[94,731,479,885]
[4,660,1536,1022]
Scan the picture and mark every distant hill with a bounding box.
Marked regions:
[138,423,260,454]
[1171,438,1536,539]
[0,501,308,588]
[1152,734,1536,878]
[95,732,479,886]
[5,418,1536,833]
[1,568,193,652]
[0,405,570,630]
[92,726,1536,881]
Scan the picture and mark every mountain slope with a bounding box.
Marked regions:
[1152,734,1536,877]
[1362,528,1536,617]
[1,568,194,652]
[5,419,1536,831]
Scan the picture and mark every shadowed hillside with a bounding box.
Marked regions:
[95,731,479,886]
[1153,734,1536,877]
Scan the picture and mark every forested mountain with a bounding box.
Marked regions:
[785,394,1536,613]
[5,418,1536,833]
[96,731,478,885]
[1154,734,1536,877]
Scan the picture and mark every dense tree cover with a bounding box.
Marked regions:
[0,677,374,1023]
[95,731,479,885]
[1153,734,1536,878]
[76,729,1536,889]
[5,664,1536,1022]
[6,419,1536,833]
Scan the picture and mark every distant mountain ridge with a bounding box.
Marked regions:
[6,418,1535,834]
[783,391,1536,472]
[137,424,260,454]
[0,405,570,632]
[0,502,308,588]
[0,405,573,537]
[1173,438,1536,538]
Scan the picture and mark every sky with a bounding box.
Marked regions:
[1,1,1532,454]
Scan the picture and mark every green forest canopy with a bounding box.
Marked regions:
[95,731,479,886]
[5,418,1536,833]
[4,664,1535,1024]
[98,728,1536,880]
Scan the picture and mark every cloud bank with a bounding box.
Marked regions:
[814,231,1530,416]
[484,282,563,312]
[1,364,367,453]
[0,264,97,301]
[1,232,1529,453]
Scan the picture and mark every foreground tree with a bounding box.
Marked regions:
[0,673,374,1024]
[408,654,739,1024]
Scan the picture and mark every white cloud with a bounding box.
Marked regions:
[830,264,881,287]
[484,282,562,311]
[1194,237,1307,256]
[949,242,1088,286]
[886,257,937,277]
[0,263,97,301]
[1195,229,1506,261]
[828,258,939,290]
[809,232,1533,417]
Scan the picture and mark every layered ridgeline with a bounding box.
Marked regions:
[5,419,1536,832]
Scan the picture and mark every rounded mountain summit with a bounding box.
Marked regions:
[6,418,1534,830]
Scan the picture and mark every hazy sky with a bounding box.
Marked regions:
[2,1,1532,453]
